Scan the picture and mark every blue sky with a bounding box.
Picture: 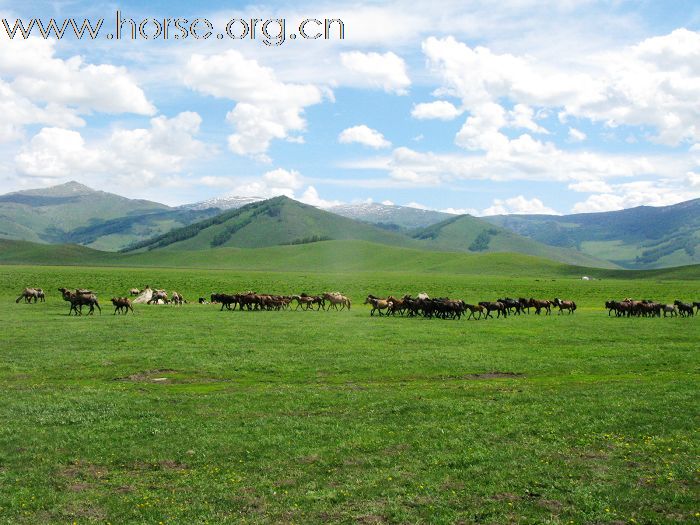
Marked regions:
[1,0,699,215]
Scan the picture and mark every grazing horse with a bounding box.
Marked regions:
[674,300,694,317]
[464,303,485,320]
[323,292,351,311]
[171,291,185,306]
[479,301,507,319]
[364,296,392,316]
[16,287,44,303]
[212,293,237,310]
[530,298,551,315]
[59,288,101,316]
[553,298,576,314]
[111,297,134,315]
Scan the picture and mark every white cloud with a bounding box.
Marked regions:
[568,180,612,193]
[338,125,391,149]
[572,179,700,213]
[15,128,100,178]
[262,168,304,190]
[411,101,462,120]
[483,195,559,215]
[185,51,326,160]
[441,207,479,215]
[568,127,587,142]
[509,104,548,133]
[15,113,209,187]
[404,202,430,210]
[340,51,410,95]
[0,38,154,143]
[0,38,155,116]
[221,169,340,208]
[299,186,342,208]
[455,102,510,153]
[424,30,700,146]
[0,80,84,142]
[373,144,667,188]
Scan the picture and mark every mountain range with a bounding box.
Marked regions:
[0,181,698,269]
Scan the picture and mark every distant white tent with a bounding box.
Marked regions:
[581,276,591,281]
[132,287,153,304]
[133,288,168,304]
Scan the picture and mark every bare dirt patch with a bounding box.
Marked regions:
[299,454,321,464]
[492,492,521,502]
[464,371,524,380]
[355,514,388,524]
[58,461,108,480]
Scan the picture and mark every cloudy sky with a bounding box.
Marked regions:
[1,0,699,215]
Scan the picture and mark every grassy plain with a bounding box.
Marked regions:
[0,261,698,524]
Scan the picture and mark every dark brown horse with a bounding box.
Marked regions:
[479,301,507,319]
[530,298,551,315]
[364,296,392,316]
[674,300,694,317]
[59,288,101,316]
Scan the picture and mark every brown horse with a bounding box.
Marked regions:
[16,287,44,303]
[553,298,576,314]
[111,297,134,314]
[479,301,507,319]
[464,304,485,320]
[323,292,351,311]
[292,294,324,311]
[364,296,392,316]
[147,290,168,304]
[530,298,551,315]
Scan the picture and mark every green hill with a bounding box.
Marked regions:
[122,196,425,252]
[0,181,218,251]
[410,215,616,268]
[122,196,614,268]
[3,238,698,280]
[485,199,700,269]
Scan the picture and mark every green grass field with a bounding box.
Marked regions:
[1,261,699,524]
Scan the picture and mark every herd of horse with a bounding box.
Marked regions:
[362,295,576,319]
[210,291,351,311]
[605,298,698,317]
[14,286,700,320]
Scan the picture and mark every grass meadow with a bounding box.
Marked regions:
[0,264,698,523]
